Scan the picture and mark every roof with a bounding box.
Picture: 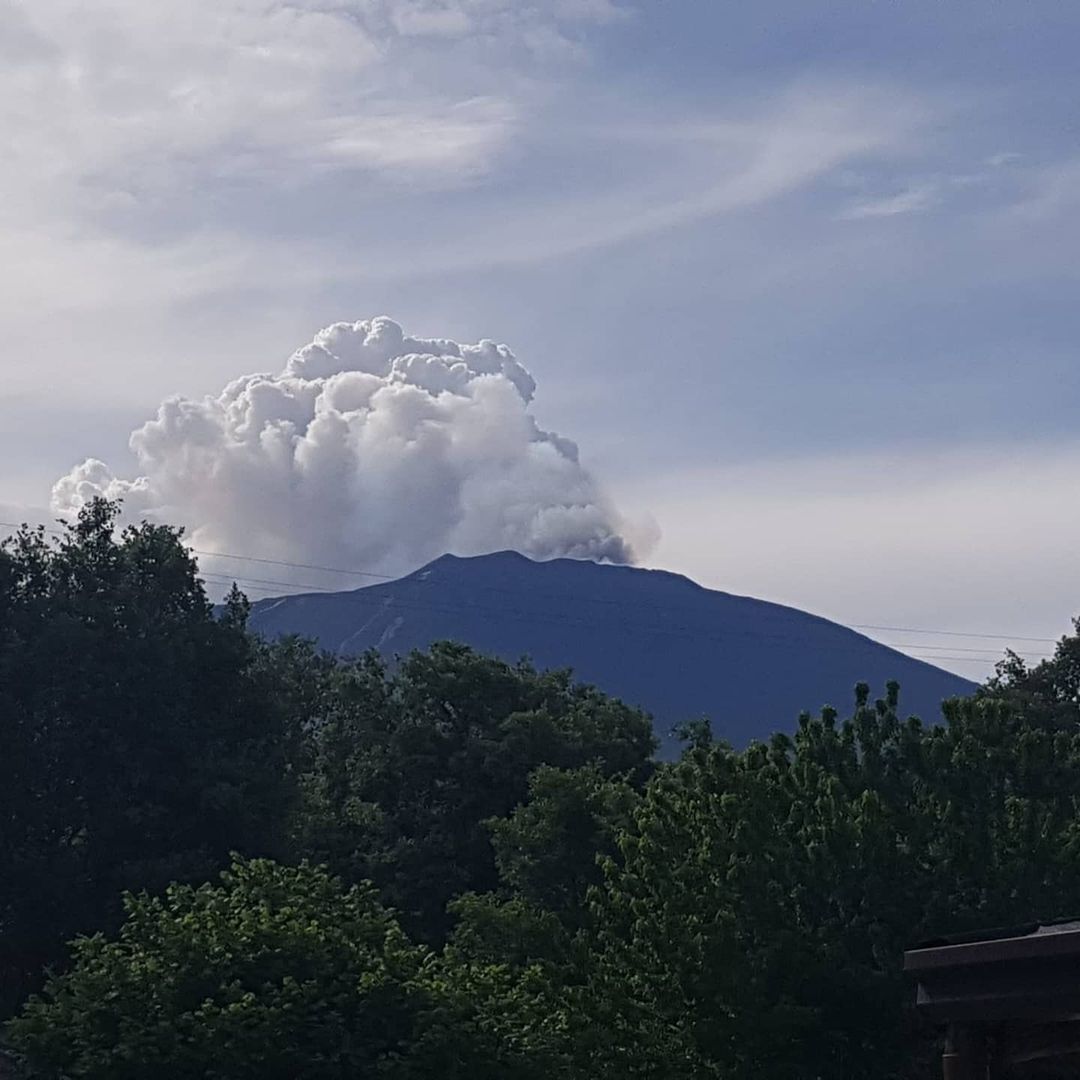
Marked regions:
[905,920,1080,1023]
[912,916,1080,951]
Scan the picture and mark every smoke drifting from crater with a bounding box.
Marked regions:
[52,317,638,577]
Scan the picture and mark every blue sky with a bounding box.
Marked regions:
[3,0,1079,679]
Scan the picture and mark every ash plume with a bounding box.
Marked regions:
[52,317,636,577]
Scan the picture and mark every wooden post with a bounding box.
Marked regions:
[942,1025,985,1080]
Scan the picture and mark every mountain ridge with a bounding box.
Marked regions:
[245,550,977,755]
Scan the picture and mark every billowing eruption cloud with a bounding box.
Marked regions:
[51,317,636,577]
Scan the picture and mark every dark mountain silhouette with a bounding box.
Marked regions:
[246,551,976,756]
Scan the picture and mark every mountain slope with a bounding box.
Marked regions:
[246,551,976,755]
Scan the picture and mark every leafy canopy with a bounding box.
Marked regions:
[0,500,299,1012]
[7,858,554,1080]
[295,641,655,942]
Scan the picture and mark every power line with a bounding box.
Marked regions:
[199,570,346,594]
[194,548,393,581]
[894,652,1002,660]
[885,643,1048,659]
[196,557,1057,660]
[848,623,1055,644]
[203,565,1044,660]
[0,519,1063,660]
[197,568,1051,664]
[180,544,1065,648]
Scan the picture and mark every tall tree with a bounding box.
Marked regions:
[568,685,1080,1079]
[295,642,656,943]
[0,500,299,1013]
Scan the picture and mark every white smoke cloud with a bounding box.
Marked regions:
[51,317,636,576]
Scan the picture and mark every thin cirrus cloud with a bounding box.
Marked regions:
[839,182,940,220]
[0,68,939,339]
[0,0,532,210]
[393,86,933,270]
[0,0,602,356]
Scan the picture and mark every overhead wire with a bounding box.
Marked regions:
[192,545,1059,647]
[190,550,1057,662]
[193,548,393,581]
[1,519,1060,667]
[196,568,1051,664]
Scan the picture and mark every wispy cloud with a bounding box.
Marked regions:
[0,75,936,327]
[840,182,939,220]
[835,149,1037,222]
[333,85,933,271]
[0,0,640,395]
[1009,158,1080,220]
[0,1,530,213]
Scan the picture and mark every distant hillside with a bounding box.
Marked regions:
[246,551,976,756]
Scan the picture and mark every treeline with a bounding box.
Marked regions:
[3,500,1080,1078]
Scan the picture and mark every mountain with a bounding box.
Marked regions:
[246,551,976,756]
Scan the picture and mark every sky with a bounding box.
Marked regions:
[3,0,1079,681]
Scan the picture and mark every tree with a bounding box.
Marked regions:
[487,764,639,930]
[566,684,1080,1080]
[982,617,1080,730]
[0,500,299,1014]
[295,642,656,943]
[445,764,640,979]
[7,858,554,1080]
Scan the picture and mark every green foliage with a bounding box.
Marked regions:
[295,642,656,942]
[488,764,639,928]
[12,497,1080,1079]
[7,858,550,1080]
[982,617,1080,730]
[15,651,1080,1079]
[0,500,300,1014]
[444,763,638,973]
[568,682,1080,1079]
